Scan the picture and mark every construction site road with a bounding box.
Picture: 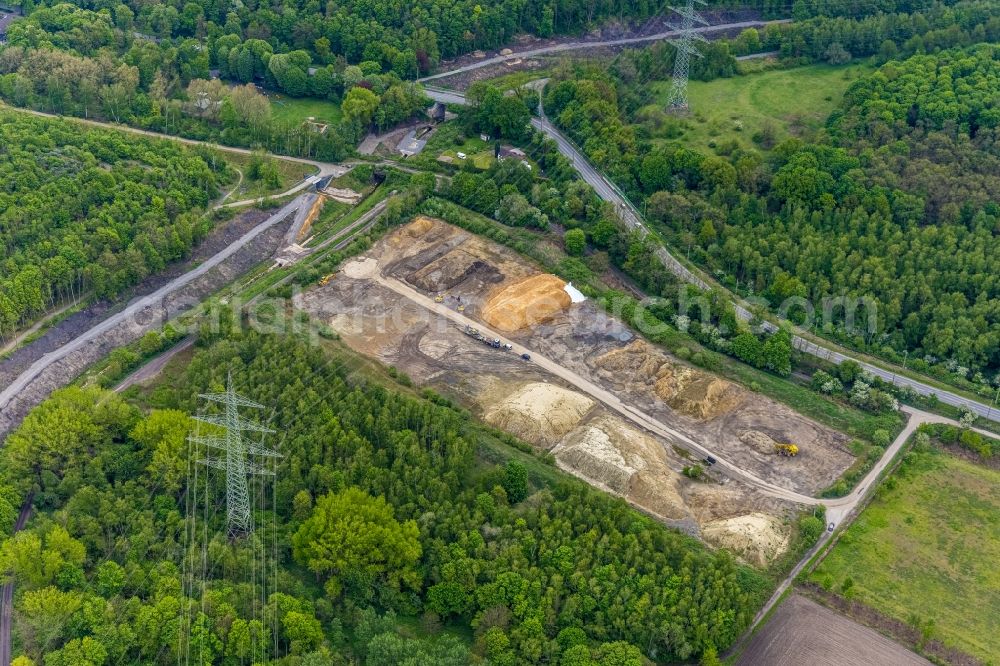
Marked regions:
[344,258,981,529]
[421,84,1000,424]
[349,257,819,506]
[734,403,990,651]
[0,196,308,414]
[417,19,791,82]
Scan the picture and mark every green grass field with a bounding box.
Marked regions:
[218,151,314,201]
[646,63,873,153]
[808,447,1000,661]
[269,95,343,127]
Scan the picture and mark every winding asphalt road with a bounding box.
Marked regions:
[422,85,1000,424]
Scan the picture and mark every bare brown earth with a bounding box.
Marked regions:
[736,594,932,666]
[300,217,857,565]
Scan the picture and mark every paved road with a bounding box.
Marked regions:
[418,20,791,82]
[423,84,1000,424]
[0,497,32,666]
[738,403,989,647]
[0,197,309,413]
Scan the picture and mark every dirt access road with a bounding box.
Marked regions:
[421,84,1000,424]
[740,403,993,642]
[344,254,983,524]
[736,594,931,666]
[417,19,790,82]
[347,256,817,506]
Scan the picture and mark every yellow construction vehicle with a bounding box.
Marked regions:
[319,273,336,286]
[434,295,444,303]
[775,443,799,457]
[457,304,466,312]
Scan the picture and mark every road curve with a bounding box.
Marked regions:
[422,85,1000,424]
[418,20,791,82]
[0,197,308,413]
[739,404,962,649]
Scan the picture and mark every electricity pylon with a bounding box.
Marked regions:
[190,377,281,538]
[665,0,709,112]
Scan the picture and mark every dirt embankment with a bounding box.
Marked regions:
[552,414,689,521]
[595,340,746,420]
[702,513,790,568]
[299,215,849,566]
[0,210,288,439]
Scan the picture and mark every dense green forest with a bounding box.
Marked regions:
[546,37,1000,382]
[0,327,770,664]
[0,111,228,343]
[0,0,961,157]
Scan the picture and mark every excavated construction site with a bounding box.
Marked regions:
[300,217,856,567]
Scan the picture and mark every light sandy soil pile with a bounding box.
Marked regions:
[740,430,779,455]
[552,415,688,520]
[595,340,746,420]
[482,274,572,332]
[323,187,362,204]
[702,513,790,567]
[484,382,594,446]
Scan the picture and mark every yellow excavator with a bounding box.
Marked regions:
[775,443,799,457]
[319,273,336,286]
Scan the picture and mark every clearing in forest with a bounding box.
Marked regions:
[300,216,857,568]
[646,63,873,153]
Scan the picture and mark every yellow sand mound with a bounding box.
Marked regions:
[553,425,637,494]
[482,274,572,332]
[485,382,594,447]
[405,216,437,237]
[702,513,790,568]
[660,370,745,420]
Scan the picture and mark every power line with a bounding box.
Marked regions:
[191,374,282,539]
[665,0,709,112]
